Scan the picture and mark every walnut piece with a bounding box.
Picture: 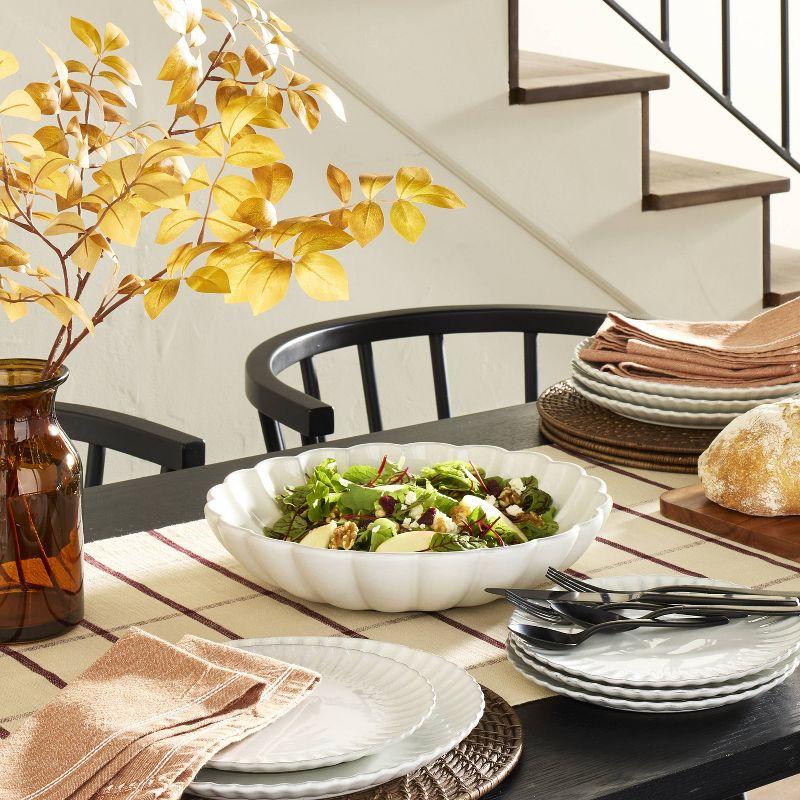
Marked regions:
[450,501,470,528]
[498,486,522,507]
[329,520,358,549]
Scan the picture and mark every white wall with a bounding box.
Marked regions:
[521,0,800,247]
[0,1,615,481]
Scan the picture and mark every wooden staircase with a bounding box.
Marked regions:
[510,50,798,307]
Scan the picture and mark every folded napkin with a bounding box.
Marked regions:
[579,298,800,386]
[0,629,319,800]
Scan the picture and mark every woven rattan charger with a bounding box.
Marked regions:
[538,382,721,473]
[347,687,522,800]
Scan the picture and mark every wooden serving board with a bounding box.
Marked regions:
[660,483,800,561]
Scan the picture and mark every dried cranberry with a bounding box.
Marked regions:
[418,507,436,527]
[484,479,502,498]
[378,495,397,515]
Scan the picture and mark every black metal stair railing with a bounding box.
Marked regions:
[603,0,800,173]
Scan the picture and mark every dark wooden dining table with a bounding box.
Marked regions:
[83,402,800,800]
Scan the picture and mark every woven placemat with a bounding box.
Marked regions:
[540,420,699,467]
[347,687,522,800]
[538,382,720,455]
[540,422,698,474]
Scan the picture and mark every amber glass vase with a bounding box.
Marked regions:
[0,359,83,642]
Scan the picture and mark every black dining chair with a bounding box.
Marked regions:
[244,305,607,452]
[56,403,206,487]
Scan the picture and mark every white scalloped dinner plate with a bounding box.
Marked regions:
[206,643,436,773]
[507,639,798,713]
[508,632,800,700]
[573,339,800,400]
[511,576,800,687]
[571,371,784,413]
[189,637,484,800]
[569,380,737,429]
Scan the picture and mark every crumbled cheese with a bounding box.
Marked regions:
[400,503,408,511]
[410,522,419,529]
[509,478,524,492]
[409,504,424,520]
[402,517,411,526]
[433,510,458,534]
[506,504,523,517]
[405,490,417,504]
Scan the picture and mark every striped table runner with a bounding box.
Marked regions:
[3,444,800,739]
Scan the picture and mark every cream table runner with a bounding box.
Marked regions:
[4,444,800,737]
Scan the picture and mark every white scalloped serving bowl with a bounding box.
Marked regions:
[204,442,611,612]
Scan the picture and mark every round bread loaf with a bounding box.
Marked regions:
[698,399,800,516]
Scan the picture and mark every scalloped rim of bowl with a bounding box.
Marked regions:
[205,442,611,557]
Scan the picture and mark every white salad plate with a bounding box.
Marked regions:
[189,637,485,800]
[206,643,436,773]
[571,371,781,413]
[569,380,739,429]
[572,339,800,400]
[508,632,800,700]
[204,442,611,612]
[507,639,798,713]
[510,575,800,687]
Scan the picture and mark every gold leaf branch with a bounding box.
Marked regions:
[0,1,464,376]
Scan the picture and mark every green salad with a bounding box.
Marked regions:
[264,456,559,552]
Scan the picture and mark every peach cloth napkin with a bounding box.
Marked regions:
[0,629,319,800]
[579,298,800,385]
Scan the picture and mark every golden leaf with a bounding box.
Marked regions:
[196,124,226,158]
[306,83,346,123]
[141,138,199,167]
[253,162,292,203]
[144,278,180,319]
[329,207,351,229]
[25,83,58,115]
[117,273,147,295]
[4,134,45,161]
[57,165,84,211]
[29,153,71,186]
[395,166,432,199]
[212,174,259,216]
[220,95,267,141]
[244,45,271,76]
[100,71,137,107]
[0,50,19,81]
[98,200,141,246]
[34,125,69,156]
[226,133,282,167]
[326,164,351,204]
[166,240,217,274]
[215,78,246,115]
[99,89,126,108]
[281,65,311,87]
[104,22,129,52]
[287,89,319,132]
[410,184,466,209]
[70,17,103,56]
[249,105,287,129]
[71,234,106,272]
[245,256,291,313]
[99,153,143,192]
[0,187,21,217]
[158,38,201,105]
[204,9,236,39]
[37,294,93,330]
[184,163,211,193]
[234,196,276,229]
[296,252,348,302]
[349,201,383,246]
[0,89,41,120]
[0,297,28,322]
[293,222,353,258]
[45,211,85,236]
[0,241,29,267]
[206,210,252,242]
[270,216,315,248]
[156,208,200,243]
[65,60,91,75]
[389,200,426,243]
[186,265,230,293]
[359,174,392,200]
[132,171,184,204]
[154,0,202,34]
[101,54,142,86]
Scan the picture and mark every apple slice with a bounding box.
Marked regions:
[299,521,336,548]
[375,530,435,553]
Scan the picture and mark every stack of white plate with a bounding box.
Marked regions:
[571,338,800,429]
[188,636,485,799]
[506,576,800,713]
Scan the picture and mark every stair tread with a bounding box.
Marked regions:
[513,51,669,103]
[646,152,790,210]
[765,245,800,306]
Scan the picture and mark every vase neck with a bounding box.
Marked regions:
[0,359,68,423]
